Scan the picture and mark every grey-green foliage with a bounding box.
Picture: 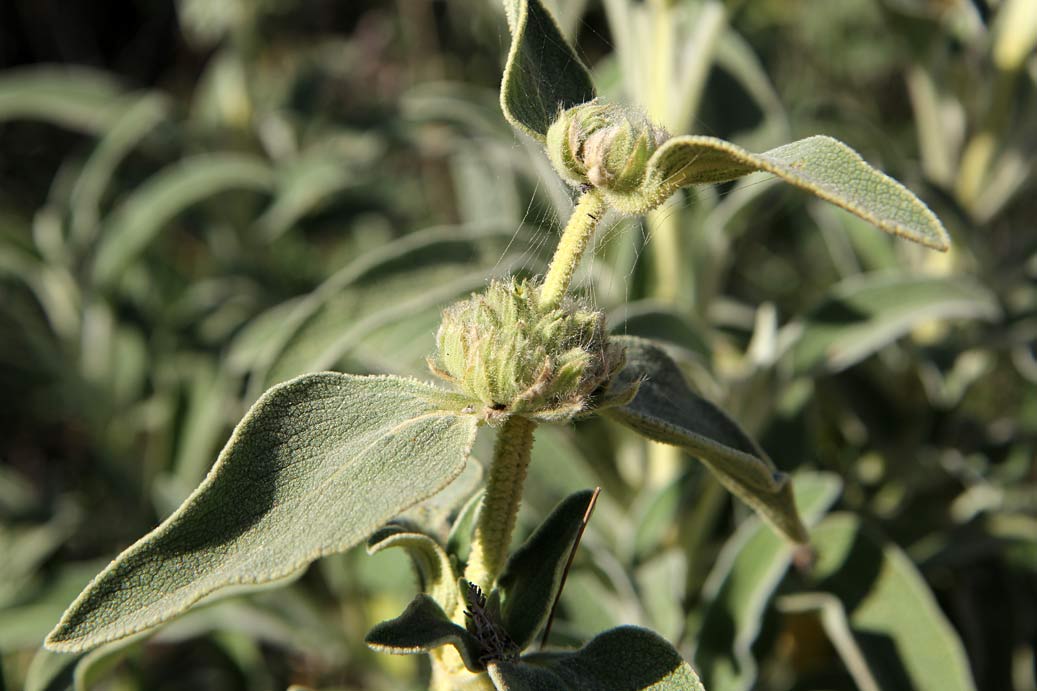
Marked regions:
[792,514,977,691]
[605,336,807,543]
[45,374,479,652]
[489,627,705,691]
[790,273,1001,374]
[693,473,842,691]
[499,0,596,141]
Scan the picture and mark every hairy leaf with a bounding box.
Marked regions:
[605,135,950,251]
[489,626,705,690]
[367,525,461,619]
[604,337,808,543]
[365,594,485,672]
[791,273,1000,374]
[45,373,478,652]
[500,0,596,141]
[495,490,596,649]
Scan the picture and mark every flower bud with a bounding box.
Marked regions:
[429,279,626,422]
[546,100,669,193]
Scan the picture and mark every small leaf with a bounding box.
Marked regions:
[365,594,485,672]
[495,490,597,649]
[604,337,808,543]
[607,135,950,251]
[500,0,596,141]
[367,524,461,619]
[45,373,478,652]
[800,513,977,691]
[693,472,842,691]
[489,626,705,690]
[791,273,1000,374]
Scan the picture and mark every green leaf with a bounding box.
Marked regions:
[495,490,596,649]
[798,513,977,691]
[365,594,485,672]
[92,153,274,285]
[607,135,950,251]
[68,93,170,248]
[790,273,1001,374]
[488,626,705,690]
[367,525,461,619]
[45,373,479,652]
[692,472,842,691]
[0,67,128,133]
[604,336,808,543]
[500,0,596,141]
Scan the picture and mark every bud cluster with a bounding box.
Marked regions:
[546,100,669,194]
[429,279,627,422]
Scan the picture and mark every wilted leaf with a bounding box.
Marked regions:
[45,373,478,652]
[604,336,808,543]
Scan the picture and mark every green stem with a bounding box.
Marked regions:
[539,190,607,310]
[464,415,537,593]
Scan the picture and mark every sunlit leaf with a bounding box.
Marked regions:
[604,336,808,543]
[45,374,478,652]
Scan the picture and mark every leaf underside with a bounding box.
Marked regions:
[46,373,478,652]
[604,337,808,543]
[500,0,596,141]
[612,135,950,251]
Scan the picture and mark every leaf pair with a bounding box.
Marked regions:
[367,490,705,691]
[501,0,949,251]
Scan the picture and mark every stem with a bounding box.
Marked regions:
[464,415,537,593]
[539,190,607,310]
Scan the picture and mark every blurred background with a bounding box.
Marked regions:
[1,0,1035,690]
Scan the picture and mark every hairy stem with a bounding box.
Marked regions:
[539,190,607,310]
[464,415,537,594]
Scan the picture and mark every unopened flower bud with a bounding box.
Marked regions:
[547,100,669,194]
[429,279,626,422]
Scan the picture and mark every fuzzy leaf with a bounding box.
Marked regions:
[604,337,807,543]
[495,490,596,649]
[606,135,949,251]
[367,524,461,619]
[365,594,485,672]
[45,373,478,652]
[489,626,705,690]
[791,273,1000,374]
[500,0,596,141]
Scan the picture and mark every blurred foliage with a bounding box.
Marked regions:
[1,0,1034,690]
